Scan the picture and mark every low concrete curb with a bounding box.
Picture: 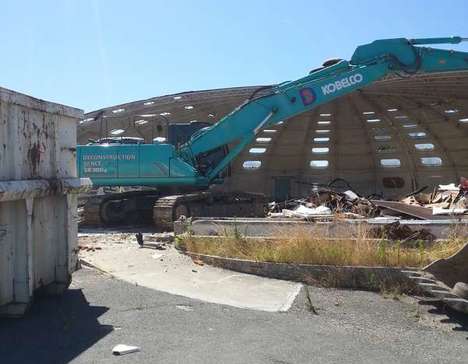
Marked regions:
[174,217,468,240]
[185,251,420,293]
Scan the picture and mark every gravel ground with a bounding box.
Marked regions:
[0,267,467,364]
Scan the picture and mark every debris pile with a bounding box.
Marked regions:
[269,178,468,221]
[268,184,379,219]
[400,177,468,216]
[369,221,435,242]
[265,178,467,242]
[78,232,174,251]
[78,245,102,252]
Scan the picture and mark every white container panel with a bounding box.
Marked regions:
[0,87,88,317]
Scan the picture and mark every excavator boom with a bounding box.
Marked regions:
[178,36,468,181]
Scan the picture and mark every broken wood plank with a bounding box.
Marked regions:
[371,200,447,220]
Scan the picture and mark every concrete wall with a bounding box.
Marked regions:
[0,87,88,316]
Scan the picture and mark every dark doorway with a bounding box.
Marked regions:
[273,177,292,201]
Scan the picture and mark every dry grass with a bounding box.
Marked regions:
[177,223,467,268]
[428,223,468,261]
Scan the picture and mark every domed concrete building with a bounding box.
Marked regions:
[78,72,468,200]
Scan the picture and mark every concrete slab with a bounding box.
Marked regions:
[79,236,301,312]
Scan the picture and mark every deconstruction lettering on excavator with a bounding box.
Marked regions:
[82,153,137,161]
[321,73,363,95]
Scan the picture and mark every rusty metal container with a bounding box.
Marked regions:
[0,87,90,316]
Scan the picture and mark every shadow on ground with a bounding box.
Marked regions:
[439,307,468,338]
[0,289,112,364]
[419,300,468,338]
[79,225,161,235]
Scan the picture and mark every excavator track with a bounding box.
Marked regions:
[80,190,161,226]
[80,190,266,229]
[81,194,108,226]
[153,191,267,230]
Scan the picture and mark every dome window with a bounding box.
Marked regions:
[380,159,401,168]
[243,160,262,169]
[421,157,442,166]
[310,160,329,168]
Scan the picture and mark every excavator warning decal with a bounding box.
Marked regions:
[299,87,316,106]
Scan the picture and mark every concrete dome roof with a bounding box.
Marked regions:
[78,71,468,199]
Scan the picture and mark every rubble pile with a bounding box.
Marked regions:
[400,177,468,216]
[369,221,435,242]
[269,177,468,221]
[268,185,379,219]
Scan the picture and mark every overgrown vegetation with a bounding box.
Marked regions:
[177,222,467,268]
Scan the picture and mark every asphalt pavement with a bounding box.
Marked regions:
[79,237,302,312]
[1,267,467,364]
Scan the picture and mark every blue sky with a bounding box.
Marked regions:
[1,0,467,112]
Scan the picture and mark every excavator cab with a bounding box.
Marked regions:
[167,121,230,177]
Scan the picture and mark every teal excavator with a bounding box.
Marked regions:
[78,36,468,229]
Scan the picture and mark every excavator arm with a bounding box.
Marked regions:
[179,36,468,182]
